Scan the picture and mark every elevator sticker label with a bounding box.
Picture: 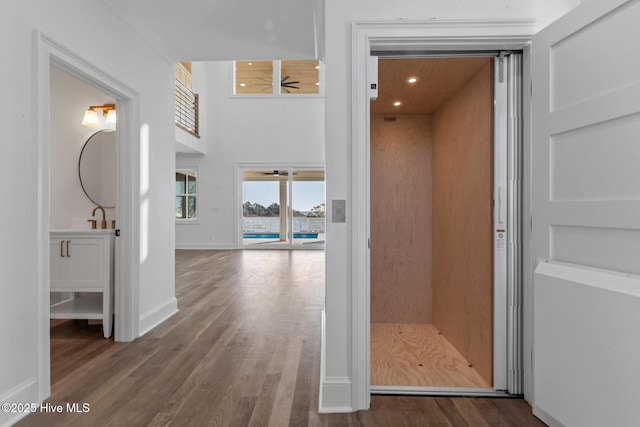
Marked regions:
[496,229,506,250]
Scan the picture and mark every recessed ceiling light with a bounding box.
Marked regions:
[407,77,418,83]
[239,83,246,87]
[315,65,320,69]
[393,101,402,107]
[248,62,253,66]
[315,82,320,86]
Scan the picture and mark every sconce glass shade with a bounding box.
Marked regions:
[106,109,117,124]
[81,109,100,126]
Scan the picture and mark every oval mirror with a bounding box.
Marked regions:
[78,129,116,208]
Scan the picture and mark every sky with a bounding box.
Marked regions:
[243,181,325,212]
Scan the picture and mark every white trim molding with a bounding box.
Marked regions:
[319,377,354,414]
[138,298,179,337]
[33,30,141,409]
[0,379,39,427]
[348,19,543,412]
[355,19,552,52]
[319,309,354,413]
[175,243,236,250]
[35,32,141,345]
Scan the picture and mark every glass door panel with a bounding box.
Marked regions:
[242,170,289,247]
[240,167,325,249]
[291,170,325,247]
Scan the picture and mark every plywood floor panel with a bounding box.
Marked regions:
[371,323,491,388]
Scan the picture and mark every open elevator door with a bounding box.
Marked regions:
[494,51,523,395]
[368,51,522,395]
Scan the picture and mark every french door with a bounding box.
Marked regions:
[239,166,325,249]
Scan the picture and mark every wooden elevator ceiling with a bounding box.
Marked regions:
[371,57,493,115]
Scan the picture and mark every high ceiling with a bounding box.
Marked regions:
[102,0,319,62]
[371,57,492,115]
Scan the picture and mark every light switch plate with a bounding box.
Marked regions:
[332,199,346,223]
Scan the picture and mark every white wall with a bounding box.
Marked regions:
[0,1,176,424]
[50,65,116,229]
[175,61,324,248]
[321,0,582,413]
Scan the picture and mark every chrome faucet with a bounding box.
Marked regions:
[91,206,108,229]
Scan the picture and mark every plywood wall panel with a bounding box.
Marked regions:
[370,114,433,324]
[432,60,494,385]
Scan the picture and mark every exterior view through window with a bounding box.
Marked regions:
[176,170,197,220]
[242,169,325,248]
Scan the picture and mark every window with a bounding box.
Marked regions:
[234,60,322,96]
[280,60,320,94]
[176,170,197,220]
[235,60,274,95]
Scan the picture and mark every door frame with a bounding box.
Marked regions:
[34,32,140,399]
[350,20,544,410]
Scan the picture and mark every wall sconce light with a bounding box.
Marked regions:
[82,104,116,126]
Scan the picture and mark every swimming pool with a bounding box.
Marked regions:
[243,233,319,239]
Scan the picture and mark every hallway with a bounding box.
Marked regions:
[17,250,543,426]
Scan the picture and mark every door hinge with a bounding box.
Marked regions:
[498,51,507,83]
[368,238,371,249]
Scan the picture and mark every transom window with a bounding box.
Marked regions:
[234,60,322,95]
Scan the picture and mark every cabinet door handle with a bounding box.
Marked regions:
[60,241,65,257]
[66,240,71,257]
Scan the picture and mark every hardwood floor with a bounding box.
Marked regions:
[16,250,545,426]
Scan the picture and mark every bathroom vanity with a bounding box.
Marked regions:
[50,229,115,338]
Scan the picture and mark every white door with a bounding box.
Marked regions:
[531,1,640,426]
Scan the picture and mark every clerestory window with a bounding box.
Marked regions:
[234,60,323,96]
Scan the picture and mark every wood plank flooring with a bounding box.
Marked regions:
[16,250,545,426]
[371,323,491,388]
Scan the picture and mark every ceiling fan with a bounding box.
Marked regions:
[255,76,300,93]
[280,75,300,93]
[257,170,298,177]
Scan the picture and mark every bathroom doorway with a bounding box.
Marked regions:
[48,64,119,383]
[36,34,141,397]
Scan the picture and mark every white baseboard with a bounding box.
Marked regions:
[138,297,178,337]
[175,243,236,250]
[533,404,564,427]
[318,309,354,413]
[0,379,39,427]
[319,377,353,413]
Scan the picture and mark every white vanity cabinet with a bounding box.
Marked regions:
[50,230,115,338]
